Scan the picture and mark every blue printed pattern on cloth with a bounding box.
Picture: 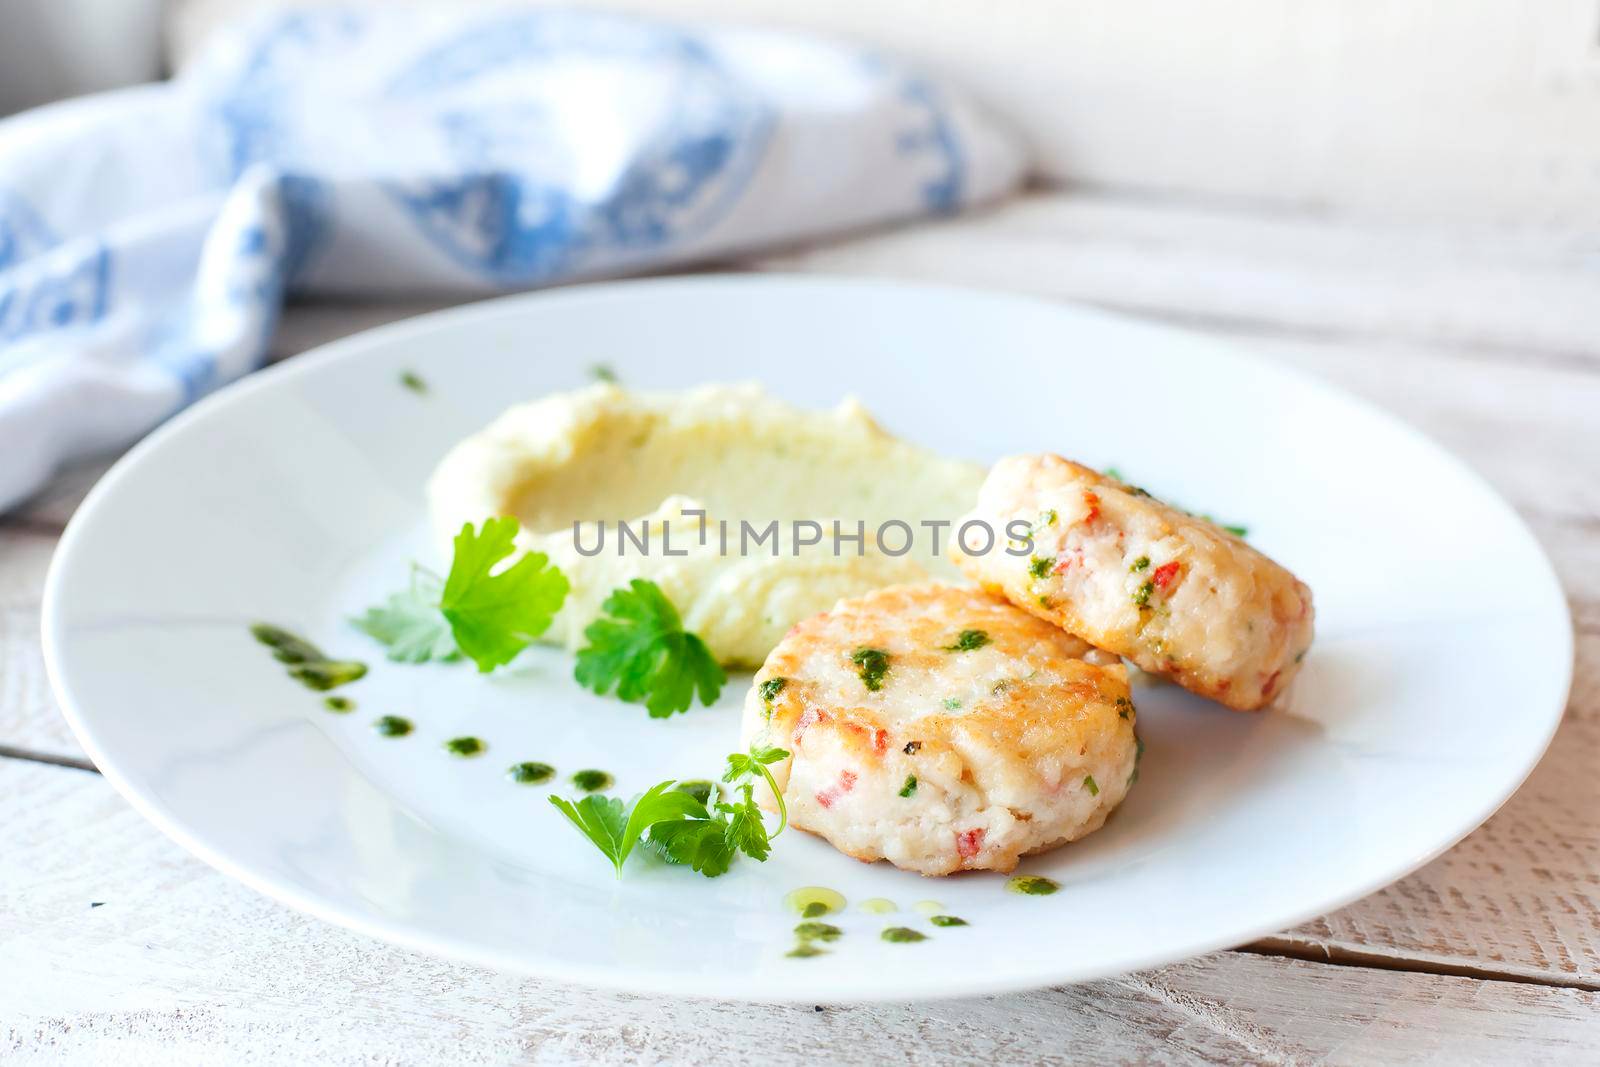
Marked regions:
[380,11,773,283]
[0,7,1025,509]
[0,191,112,350]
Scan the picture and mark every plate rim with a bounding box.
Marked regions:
[41,273,1576,1002]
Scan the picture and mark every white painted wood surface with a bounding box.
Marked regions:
[2,760,1597,1065]
[4,191,1598,1060]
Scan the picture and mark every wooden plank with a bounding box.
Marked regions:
[0,526,54,607]
[0,601,74,760]
[752,192,1600,369]
[0,529,80,759]
[1234,332,1600,533]
[7,455,119,532]
[0,760,1595,1065]
[1263,630,1600,986]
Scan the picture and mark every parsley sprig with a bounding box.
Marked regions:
[441,518,570,670]
[352,565,459,664]
[646,742,788,875]
[575,579,725,716]
[550,743,790,878]
[722,742,790,837]
[547,781,706,877]
[355,517,570,672]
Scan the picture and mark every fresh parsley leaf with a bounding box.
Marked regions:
[717,783,772,862]
[647,819,735,877]
[355,518,568,671]
[651,783,773,873]
[558,745,793,880]
[620,784,709,857]
[723,743,787,782]
[647,743,791,876]
[574,579,725,716]
[549,780,707,876]
[352,567,460,663]
[722,742,789,837]
[548,794,628,870]
[441,518,570,672]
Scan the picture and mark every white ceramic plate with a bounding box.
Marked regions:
[45,276,1571,1002]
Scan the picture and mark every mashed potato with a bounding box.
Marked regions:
[428,383,984,666]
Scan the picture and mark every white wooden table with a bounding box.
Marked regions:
[4,191,1598,1064]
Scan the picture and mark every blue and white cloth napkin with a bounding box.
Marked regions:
[0,7,1025,510]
